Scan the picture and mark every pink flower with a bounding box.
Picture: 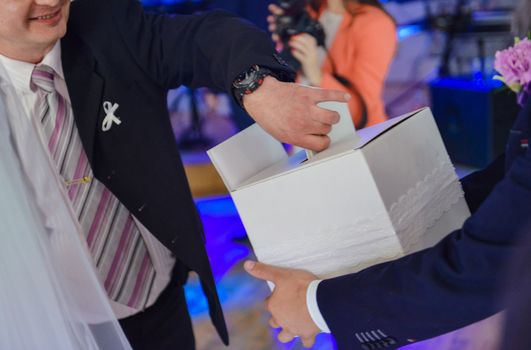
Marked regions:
[494,38,531,87]
[494,38,531,106]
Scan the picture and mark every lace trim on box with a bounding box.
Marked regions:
[389,159,464,252]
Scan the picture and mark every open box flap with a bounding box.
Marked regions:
[207,124,287,192]
[235,108,429,190]
[207,101,356,191]
[208,104,427,191]
[355,108,426,149]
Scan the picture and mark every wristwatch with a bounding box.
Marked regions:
[232,65,274,109]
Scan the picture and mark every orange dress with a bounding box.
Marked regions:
[310,4,397,128]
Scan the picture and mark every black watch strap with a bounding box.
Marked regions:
[232,65,274,109]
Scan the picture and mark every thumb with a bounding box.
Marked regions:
[244,260,282,283]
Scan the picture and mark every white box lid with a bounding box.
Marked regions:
[208,103,424,191]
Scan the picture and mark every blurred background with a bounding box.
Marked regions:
[138,1,520,349]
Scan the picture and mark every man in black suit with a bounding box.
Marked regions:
[245,99,531,349]
[0,0,349,348]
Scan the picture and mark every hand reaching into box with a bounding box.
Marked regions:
[242,76,350,152]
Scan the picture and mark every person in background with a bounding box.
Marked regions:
[269,0,397,129]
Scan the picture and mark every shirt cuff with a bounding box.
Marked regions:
[306,280,331,333]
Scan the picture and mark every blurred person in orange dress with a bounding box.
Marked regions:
[269,0,397,128]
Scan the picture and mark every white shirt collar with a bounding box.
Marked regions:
[0,41,64,93]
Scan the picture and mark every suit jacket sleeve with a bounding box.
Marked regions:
[460,154,505,214]
[100,0,294,92]
[317,104,531,349]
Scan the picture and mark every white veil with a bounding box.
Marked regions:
[0,77,131,349]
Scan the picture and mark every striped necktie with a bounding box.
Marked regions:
[32,65,156,309]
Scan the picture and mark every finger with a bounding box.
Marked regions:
[319,122,333,135]
[244,260,284,282]
[305,121,332,135]
[296,33,316,46]
[305,34,318,46]
[296,134,331,152]
[287,112,335,133]
[290,48,305,63]
[310,107,341,125]
[289,39,310,54]
[264,294,273,312]
[269,317,281,329]
[290,47,309,63]
[277,329,296,343]
[311,88,352,104]
[267,15,275,24]
[301,335,316,348]
[272,33,280,43]
[289,34,308,46]
[268,4,283,15]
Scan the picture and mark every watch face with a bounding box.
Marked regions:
[234,68,258,88]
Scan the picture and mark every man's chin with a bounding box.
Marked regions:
[34,28,67,47]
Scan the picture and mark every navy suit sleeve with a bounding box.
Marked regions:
[460,154,505,214]
[82,0,294,92]
[317,105,531,349]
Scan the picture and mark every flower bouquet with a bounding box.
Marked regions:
[494,37,531,106]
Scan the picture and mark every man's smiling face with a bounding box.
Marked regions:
[0,0,70,63]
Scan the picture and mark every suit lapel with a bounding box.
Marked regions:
[61,31,104,164]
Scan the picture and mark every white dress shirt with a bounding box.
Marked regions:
[307,280,331,333]
[0,42,175,319]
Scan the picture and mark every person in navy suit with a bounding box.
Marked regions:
[499,220,531,350]
[245,98,531,349]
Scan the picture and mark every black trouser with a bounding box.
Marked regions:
[119,261,195,350]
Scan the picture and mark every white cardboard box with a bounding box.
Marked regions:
[207,103,470,278]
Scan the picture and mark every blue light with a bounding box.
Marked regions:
[184,277,230,317]
[398,24,424,41]
[430,77,504,92]
[185,195,251,317]
[140,0,159,6]
[195,195,239,218]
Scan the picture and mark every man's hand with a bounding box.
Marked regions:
[243,76,350,152]
[244,260,321,348]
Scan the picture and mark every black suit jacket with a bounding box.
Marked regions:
[317,99,531,349]
[62,0,293,343]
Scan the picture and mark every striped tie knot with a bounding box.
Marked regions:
[31,65,56,93]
